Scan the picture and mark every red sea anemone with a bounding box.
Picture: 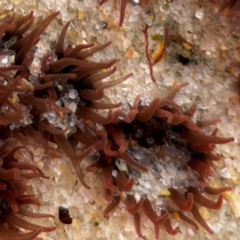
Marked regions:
[0,136,55,240]
[13,15,132,189]
[83,83,233,239]
[0,12,62,240]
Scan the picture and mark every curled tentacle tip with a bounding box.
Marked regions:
[42,175,50,179]
[195,226,200,231]
[105,196,113,202]
[170,227,180,235]
[119,147,126,153]
[179,82,189,88]
[11,205,18,212]
[53,11,60,15]
[114,58,121,63]
[205,169,213,177]
[106,41,112,45]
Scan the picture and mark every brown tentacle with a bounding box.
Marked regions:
[37,121,68,135]
[153,108,173,123]
[0,167,20,181]
[141,198,169,224]
[17,207,55,219]
[0,65,24,72]
[3,211,55,232]
[119,0,128,26]
[136,99,160,122]
[55,21,70,58]
[203,152,221,161]
[178,211,199,230]
[100,132,118,157]
[116,152,148,172]
[76,105,113,124]
[0,189,18,212]
[78,88,104,101]
[183,120,201,133]
[0,76,19,108]
[91,73,133,89]
[4,162,45,178]
[77,41,112,59]
[191,204,213,234]
[165,82,189,100]
[169,113,189,125]
[53,134,94,189]
[182,128,234,144]
[73,128,103,150]
[82,67,117,84]
[64,43,94,58]
[36,11,60,38]
[188,159,213,178]
[123,195,144,214]
[21,52,35,69]
[0,224,42,240]
[169,189,193,211]
[34,81,53,90]
[114,171,134,192]
[189,188,223,209]
[41,51,53,72]
[111,125,128,152]
[183,103,197,117]
[71,60,118,80]
[48,58,84,72]
[15,27,38,65]
[203,186,232,195]
[188,142,216,152]
[13,16,35,37]
[43,73,76,82]
[163,218,180,235]
[86,159,104,172]
[5,12,33,37]
[133,212,142,237]
[86,101,121,109]
[103,196,121,218]
[197,118,221,127]
[102,162,118,192]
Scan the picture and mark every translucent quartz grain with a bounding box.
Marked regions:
[220,167,231,179]
[68,89,78,99]
[83,213,92,223]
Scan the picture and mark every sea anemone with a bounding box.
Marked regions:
[13,15,132,189]
[82,83,233,239]
[0,10,132,193]
[0,12,61,240]
[0,136,55,240]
